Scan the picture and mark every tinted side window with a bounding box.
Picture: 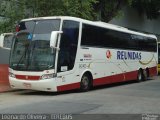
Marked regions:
[135,35,157,52]
[81,24,157,52]
[81,24,131,49]
[81,24,114,47]
[147,38,157,52]
[107,31,131,49]
[81,24,99,46]
[57,20,79,72]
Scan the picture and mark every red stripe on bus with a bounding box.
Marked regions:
[93,66,157,86]
[57,82,80,92]
[15,75,40,80]
[125,71,138,81]
[57,66,157,92]
[93,71,138,86]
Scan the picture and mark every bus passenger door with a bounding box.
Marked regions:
[56,20,80,88]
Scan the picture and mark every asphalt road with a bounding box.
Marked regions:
[0,76,160,119]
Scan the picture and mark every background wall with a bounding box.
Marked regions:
[109,6,160,41]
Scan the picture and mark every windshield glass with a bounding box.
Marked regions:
[9,19,60,71]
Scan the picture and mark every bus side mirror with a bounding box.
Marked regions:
[50,31,63,49]
[0,33,14,49]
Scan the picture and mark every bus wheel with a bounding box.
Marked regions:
[137,69,143,82]
[145,68,150,80]
[143,69,148,80]
[80,73,92,92]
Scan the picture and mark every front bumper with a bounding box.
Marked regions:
[9,77,57,92]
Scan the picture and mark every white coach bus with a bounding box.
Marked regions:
[9,16,157,92]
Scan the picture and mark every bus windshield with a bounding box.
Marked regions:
[9,19,60,71]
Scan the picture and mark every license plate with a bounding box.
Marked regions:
[23,83,31,89]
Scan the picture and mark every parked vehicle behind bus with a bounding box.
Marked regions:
[158,42,160,73]
[0,33,14,84]
[9,16,158,92]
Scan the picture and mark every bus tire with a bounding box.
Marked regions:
[137,69,143,82]
[142,69,149,81]
[80,73,92,92]
[145,68,150,80]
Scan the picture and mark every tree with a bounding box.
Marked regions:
[0,0,26,33]
[26,0,98,20]
[132,0,160,19]
[95,0,133,22]
[0,0,98,33]
[0,0,159,33]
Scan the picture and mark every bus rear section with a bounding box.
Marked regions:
[9,16,158,92]
[80,22,157,84]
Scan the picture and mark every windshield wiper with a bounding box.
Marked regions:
[48,65,54,69]
[15,32,31,70]
[16,45,29,69]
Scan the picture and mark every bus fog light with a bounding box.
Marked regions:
[9,72,15,78]
[40,73,56,80]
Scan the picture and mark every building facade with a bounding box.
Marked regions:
[109,6,160,41]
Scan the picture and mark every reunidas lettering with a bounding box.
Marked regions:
[117,51,141,60]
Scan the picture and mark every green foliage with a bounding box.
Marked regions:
[0,0,98,33]
[26,0,98,20]
[0,0,26,33]
[132,0,160,19]
[96,0,133,22]
[61,0,98,20]
[0,0,159,33]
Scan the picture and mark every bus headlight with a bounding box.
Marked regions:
[9,72,15,78]
[40,73,56,80]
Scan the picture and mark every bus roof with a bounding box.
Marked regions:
[21,16,157,39]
